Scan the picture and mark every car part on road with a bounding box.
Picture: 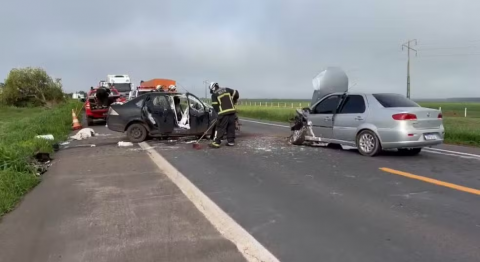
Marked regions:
[118,141,134,147]
[126,123,148,143]
[192,119,217,150]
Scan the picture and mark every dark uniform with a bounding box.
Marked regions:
[210,87,239,147]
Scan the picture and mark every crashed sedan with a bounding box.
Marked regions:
[289,67,445,157]
[106,92,217,142]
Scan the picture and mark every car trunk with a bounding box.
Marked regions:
[387,107,443,130]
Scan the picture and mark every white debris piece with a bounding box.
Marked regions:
[70,128,96,140]
[118,141,134,147]
[35,134,54,140]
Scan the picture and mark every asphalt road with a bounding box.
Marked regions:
[0,125,246,262]
[148,118,480,262]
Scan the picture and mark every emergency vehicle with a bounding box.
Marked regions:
[107,75,133,97]
[129,85,159,100]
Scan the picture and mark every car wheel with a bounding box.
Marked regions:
[356,130,382,157]
[398,148,422,156]
[126,123,148,143]
[289,127,306,145]
[86,116,94,126]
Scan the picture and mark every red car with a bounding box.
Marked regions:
[84,87,126,126]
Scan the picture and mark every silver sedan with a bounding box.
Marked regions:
[290,92,445,156]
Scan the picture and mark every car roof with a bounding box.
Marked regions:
[328,92,406,96]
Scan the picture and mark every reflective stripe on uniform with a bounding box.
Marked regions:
[218,93,235,114]
[218,108,236,115]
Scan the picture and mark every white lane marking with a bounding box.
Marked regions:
[140,142,280,262]
[424,147,480,158]
[241,118,480,160]
[241,119,289,128]
[422,149,480,160]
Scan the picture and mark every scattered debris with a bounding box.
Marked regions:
[256,147,272,152]
[118,141,134,147]
[35,134,54,140]
[35,152,52,163]
[94,133,112,137]
[60,141,70,146]
[71,128,96,140]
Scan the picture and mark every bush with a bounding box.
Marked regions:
[0,101,81,216]
[1,67,65,107]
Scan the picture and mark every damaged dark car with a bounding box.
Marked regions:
[106,92,217,142]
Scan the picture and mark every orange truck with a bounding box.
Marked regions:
[140,79,176,91]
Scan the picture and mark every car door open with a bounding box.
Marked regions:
[186,93,209,134]
[144,94,175,134]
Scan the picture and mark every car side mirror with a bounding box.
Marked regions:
[302,107,311,112]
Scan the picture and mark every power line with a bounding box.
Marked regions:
[418,53,480,58]
[417,45,480,51]
[402,39,417,99]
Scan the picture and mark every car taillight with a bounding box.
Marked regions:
[438,113,442,119]
[392,113,417,120]
[85,101,90,109]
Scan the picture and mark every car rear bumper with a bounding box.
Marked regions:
[382,140,444,149]
[86,110,108,119]
[378,128,445,149]
[106,115,126,132]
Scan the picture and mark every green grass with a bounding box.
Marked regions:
[236,102,480,147]
[0,101,81,216]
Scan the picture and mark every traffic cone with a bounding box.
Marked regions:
[72,109,82,130]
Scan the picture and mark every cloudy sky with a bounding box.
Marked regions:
[1,0,479,99]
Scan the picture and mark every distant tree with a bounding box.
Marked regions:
[1,67,65,107]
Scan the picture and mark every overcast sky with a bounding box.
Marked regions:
[1,0,479,99]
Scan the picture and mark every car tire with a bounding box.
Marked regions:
[86,116,94,126]
[398,148,422,156]
[356,130,382,157]
[289,127,306,145]
[126,123,148,143]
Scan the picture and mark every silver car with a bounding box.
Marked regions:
[289,92,445,156]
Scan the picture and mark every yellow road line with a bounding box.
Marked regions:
[379,167,480,196]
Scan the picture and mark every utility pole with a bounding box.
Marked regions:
[203,80,209,101]
[402,39,418,99]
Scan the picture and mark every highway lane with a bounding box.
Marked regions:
[149,118,480,262]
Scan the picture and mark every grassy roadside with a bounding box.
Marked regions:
[236,106,480,147]
[0,101,81,216]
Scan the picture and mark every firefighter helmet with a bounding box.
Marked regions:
[209,82,219,90]
[168,85,177,92]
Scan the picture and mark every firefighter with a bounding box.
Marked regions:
[209,82,240,148]
[156,85,165,92]
[168,85,177,93]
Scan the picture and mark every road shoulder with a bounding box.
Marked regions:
[0,127,246,262]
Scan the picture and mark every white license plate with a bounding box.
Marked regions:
[424,134,438,140]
